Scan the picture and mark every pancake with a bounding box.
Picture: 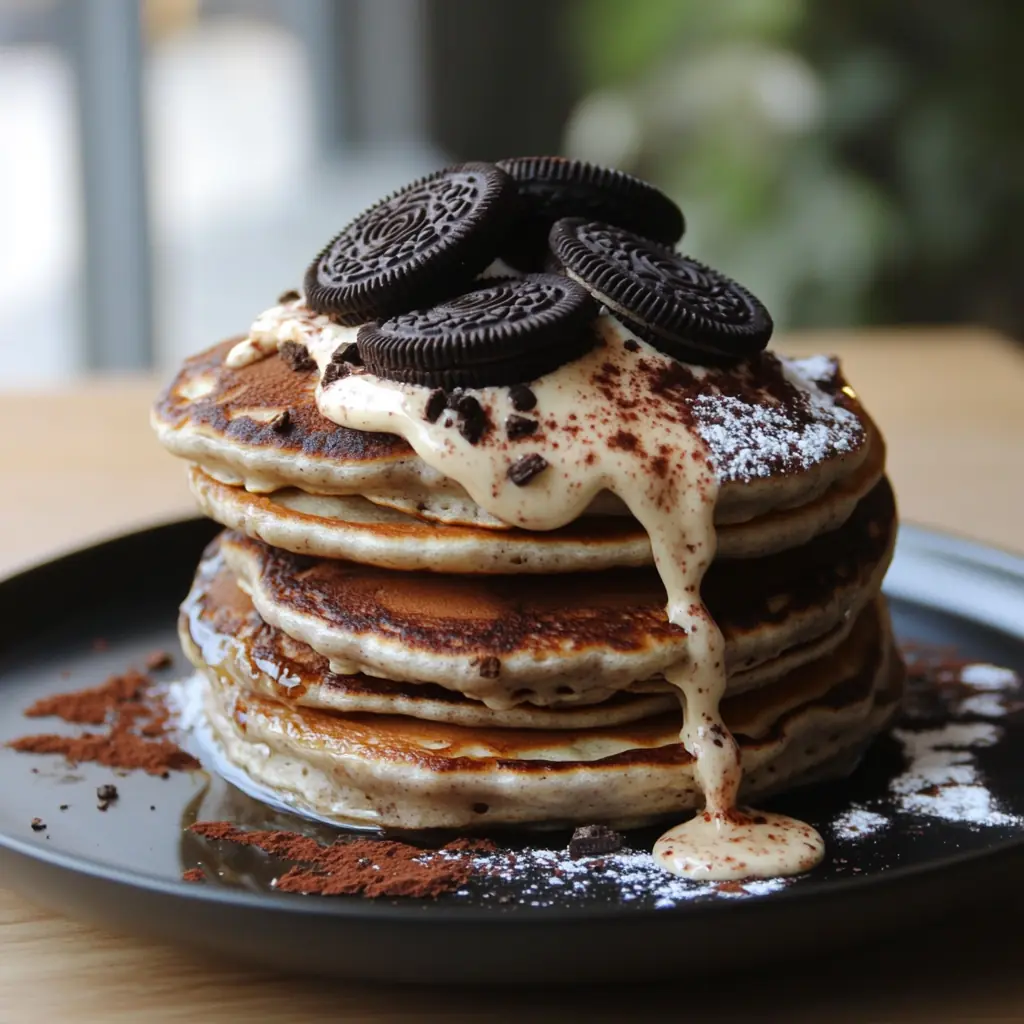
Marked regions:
[214,477,896,708]
[186,597,901,828]
[186,413,883,570]
[152,324,871,529]
[180,551,678,730]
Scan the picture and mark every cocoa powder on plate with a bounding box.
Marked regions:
[190,821,496,898]
[8,669,199,775]
[22,669,149,725]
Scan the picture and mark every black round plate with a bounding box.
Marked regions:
[1,521,1023,984]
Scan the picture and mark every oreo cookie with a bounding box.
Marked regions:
[496,156,684,270]
[304,163,518,325]
[357,274,597,389]
[549,218,773,363]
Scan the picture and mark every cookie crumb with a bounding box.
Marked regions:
[506,414,538,440]
[568,824,623,859]
[96,783,119,811]
[279,340,316,373]
[508,384,537,412]
[424,388,447,424]
[508,453,549,486]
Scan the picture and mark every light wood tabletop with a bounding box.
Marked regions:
[1,326,1023,1022]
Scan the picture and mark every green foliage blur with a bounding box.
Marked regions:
[564,0,1024,336]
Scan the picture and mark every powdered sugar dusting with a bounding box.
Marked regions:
[832,806,890,841]
[960,664,1020,690]
[691,355,863,483]
[790,353,840,384]
[903,651,1024,720]
[890,723,1022,827]
[832,656,1024,843]
[440,845,794,909]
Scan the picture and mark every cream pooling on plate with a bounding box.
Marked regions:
[226,299,835,882]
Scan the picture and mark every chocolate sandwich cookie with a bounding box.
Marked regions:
[549,218,773,364]
[305,163,518,325]
[357,274,597,389]
[496,156,685,270]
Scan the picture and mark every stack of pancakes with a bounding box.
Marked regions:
[156,344,899,830]
[154,159,901,834]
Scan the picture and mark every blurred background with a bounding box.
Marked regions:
[3,0,1023,386]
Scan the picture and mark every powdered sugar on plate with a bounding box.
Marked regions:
[889,723,1021,827]
[960,663,1020,689]
[832,806,890,841]
[833,656,1024,841]
[443,845,793,910]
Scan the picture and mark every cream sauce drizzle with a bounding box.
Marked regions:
[228,301,826,881]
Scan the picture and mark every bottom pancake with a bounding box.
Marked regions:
[184,597,903,829]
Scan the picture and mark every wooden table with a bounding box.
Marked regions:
[1,327,1022,1022]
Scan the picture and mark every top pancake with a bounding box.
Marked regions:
[152,328,872,528]
[186,407,884,570]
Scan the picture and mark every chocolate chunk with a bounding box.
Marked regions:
[505,414,538,440]
[277,288,301,304]
[279,340,317,373]
[30,817,46,832]
[424,388,447,423]
[478,657,501,679]
[623,338,640,353]
[507,453,549,486]
[508,384,537,411]
[269,409,292,433]
[568,824,623,859]
[357,275,597,389]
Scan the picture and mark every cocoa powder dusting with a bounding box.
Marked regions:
[9,670,199,775]
[190,821,497,899]
[23,670,148,725]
